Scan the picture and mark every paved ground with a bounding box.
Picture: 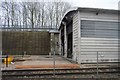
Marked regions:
[2,55,80,70]
[1,55,118,70]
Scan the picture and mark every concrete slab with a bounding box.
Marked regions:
[2,55,116,70]
[2,55,80,70]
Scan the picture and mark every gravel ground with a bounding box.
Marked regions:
[2,73,119,79]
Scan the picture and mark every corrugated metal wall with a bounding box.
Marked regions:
[80,20,118,63]
[2,31,50,55]
[72,12,80,61]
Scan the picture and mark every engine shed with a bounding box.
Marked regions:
[59,7,119,64]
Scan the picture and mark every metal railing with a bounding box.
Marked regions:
[0,25,58,31]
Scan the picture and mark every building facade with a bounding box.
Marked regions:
[59,7,119,64]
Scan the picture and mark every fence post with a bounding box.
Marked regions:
[97,51,99,79]
[53,49,55,77]
[6,55,8,67]
[51,33,55,79]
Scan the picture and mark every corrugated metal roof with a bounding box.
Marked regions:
[77,7,118,14]
[59,7,118,30]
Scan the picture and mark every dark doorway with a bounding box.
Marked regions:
[61,36,64,56]
[66,20,73,58]
[67,32,73,58]
[61,28,65,56]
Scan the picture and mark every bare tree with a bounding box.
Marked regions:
[2,2,10,28]
[11,2,15,28]
[27,2,40,30]
[53,1,71,29]
[22,2,28,29]
[1,1,71,30]
[40,2,46,27]
[45,2,53,28]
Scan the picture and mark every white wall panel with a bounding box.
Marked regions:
[72,12,81,62]
[80,12,118,20]
[80,20,118,63]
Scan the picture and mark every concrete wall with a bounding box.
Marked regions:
[50,33,59,55]
[59,30,62,55]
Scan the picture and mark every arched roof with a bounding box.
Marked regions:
[59,7,78,30]
[59,7,118,30]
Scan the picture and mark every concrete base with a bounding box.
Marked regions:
[2,55,80,70]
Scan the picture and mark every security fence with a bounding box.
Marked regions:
[1,26,59,55]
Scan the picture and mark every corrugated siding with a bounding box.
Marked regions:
[72,12,79,60]
[81,20,118,63]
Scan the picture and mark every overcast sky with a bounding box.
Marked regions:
[1,0,120,10]
[68,0,120,10]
